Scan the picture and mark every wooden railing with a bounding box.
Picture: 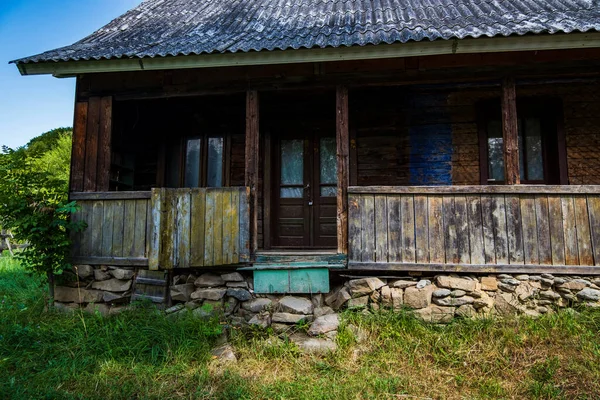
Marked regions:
[348,186,600,274]
[70,187,250,268]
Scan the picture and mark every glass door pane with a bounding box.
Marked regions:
[523,118,544,181]
[184,138,201,188]
[207,137,224,187]
[280,139,304,198]
[319,137,337,197]
[487,120,504,182]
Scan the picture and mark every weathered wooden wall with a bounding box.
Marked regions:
[148,187,250,269]
[348,186,600,273]
[71,192,151,265]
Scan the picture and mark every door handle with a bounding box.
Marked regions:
[308,201,313,206]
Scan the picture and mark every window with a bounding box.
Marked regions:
[479,99,565,185]
[165,135,226,188]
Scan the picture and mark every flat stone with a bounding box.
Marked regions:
[451,290,467,298]
[436,276,477,292]
[226,288,251,301]
[540,278,554,287]
[84,303,110,316]
[91,279,132,292]
[331,287,352,310]
[473,292,494,309]
[498,274,513,280]
[500,278,520,286]
[170,284,195,302]
[560,292,577,301]
[414,305,455,324]
[347,295,369,308]
[194,273,225,288]
[498,282,517,292]
[456,304,477,318]
[192,307,216,320]
[279,296,313,314]
[211,344,237,363]
[348,278,386,296]
[186,275,197,284]
[539,290,561,301]
[221,272,244,282]
[391,288,403,310]
[481,276,498,292]
[529,275,542,281]
[380,285,392,307]
[109,268,135,280]
[390,280,417,289]
[528,281,542,289]
[537,306,549,314]
[416,279,431,289]
[226,281,248,288]
[308,314,339,336]
[248,312,271,328]
[577,288,600,302]
[314,306,335,318]
[433,296,474,307]
[515,284,536,301]
[559,281,589,291]
[223,297,238,315]
[53,302,79,313]
[369,290,381,302]
[103,291,130,304]
[271,323,293,333]
[553,277,567,285]
[74,265,94,279]
[93,269,111,281]
[541,273,554,280]
[290,333,337,354]
[494,293,521,316]
[433,289,451,298]
[191,288,227,301]
[242,298,272,313]
[404,285,434,309]
[515,275,530,281]
[54,286,103,304]
[165,304,185,314]
[185,301,201,310]
[272,312,311,324]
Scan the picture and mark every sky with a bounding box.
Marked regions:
[0,0,143,149]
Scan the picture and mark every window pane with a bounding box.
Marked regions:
[321,186,337,197]
[281,188,304,198]
[487,120,504,182]
[184,139,201,188]
[320,137,337,186]
[207,137,224,187]
[166,143,181,188]
[280,139,304,198]
[524,118,544,181]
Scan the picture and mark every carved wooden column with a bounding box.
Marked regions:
[501,76,520,185]
[336,86,350,254]
[245,90,260,254]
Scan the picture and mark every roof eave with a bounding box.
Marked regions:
[15,32,600,78]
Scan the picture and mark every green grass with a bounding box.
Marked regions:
[2,255,600,399]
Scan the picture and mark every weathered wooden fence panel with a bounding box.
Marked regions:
[148,187,250,270]
[348,186,600,274]
[71,191,151,266]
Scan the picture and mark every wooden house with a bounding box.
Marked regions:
[12,0,600,299]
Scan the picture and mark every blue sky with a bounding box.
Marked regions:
[0,1,142,149]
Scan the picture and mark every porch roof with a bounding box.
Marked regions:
[12,0,600,65]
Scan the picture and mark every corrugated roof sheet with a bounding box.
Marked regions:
[12,0,600,64]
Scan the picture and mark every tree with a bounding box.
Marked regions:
[0,128,84,303]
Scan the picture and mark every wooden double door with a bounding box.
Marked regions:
[272,132,337,248]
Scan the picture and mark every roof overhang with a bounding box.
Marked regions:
[15,32,600,78]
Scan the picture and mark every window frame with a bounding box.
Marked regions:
[477,98,567,185]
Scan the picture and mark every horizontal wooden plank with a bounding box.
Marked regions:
[70,191,152,200]
[348,185,600,195]
[72,256,148,266]
[348,262,600,275]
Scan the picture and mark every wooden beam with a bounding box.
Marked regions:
[501,76,520,185]
[245,90,260,254]
[72,256,148,266]
[84,97,101,191]
[70,191,151,200]
[336,85,350,255]
[348,185,600,195]
[70,101,88,192]
[348,262,600,275]
[96,96,113,191]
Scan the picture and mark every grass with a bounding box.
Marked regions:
[1,255,600,399]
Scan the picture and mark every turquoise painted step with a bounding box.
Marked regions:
[252,267,330,294]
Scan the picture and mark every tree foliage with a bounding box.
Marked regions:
[0,128,84,286]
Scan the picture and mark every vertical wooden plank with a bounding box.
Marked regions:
[90,200,104,256]
[374,195,388,262]
[70,101,88,192]
[133,199,148,258]
[360,194,375,262]
[454,195,470,264]
[190,189,206,267]
[222,190,233,265]
[263,132,271,250]
[505,194,524,265]
[401,195,416,263]
[79,202,92,257]
[535,195,552,265]
[112,200,124,259]
[443,196,458,264]
[96,96,112,191]
[428,195,445,264]
[336,85,350,255]
[239,187,251,262]
[213,189,224,265]
[481,195,496,264]
[160,190,177,269]
[245,90,259,255]
[204,189,216,266]
[387,196,402,263]
[148,189,162,270]
[574,196,594,265]
[176,189,191,268]
[123,200,136,258]
[230,189,240,264]
[145,198,151,259]
[70,205,82,257]
[501,76,520,185]
[101,201,114,258]
[348,194,362,262]
[561,196,579,265]
[547,195,565,265]
[466,195,485,264]
[414,195,429,264]
[491,195,509,265]
[587,195,600,266]
[84,97,100,191]
[520,195,539,265]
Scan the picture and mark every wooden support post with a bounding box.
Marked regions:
[70,101,88,192]
[245,90,260,254]
[501,76,520,185]
[336,86,350,254]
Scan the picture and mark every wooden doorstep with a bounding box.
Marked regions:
[349,262,600,275]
